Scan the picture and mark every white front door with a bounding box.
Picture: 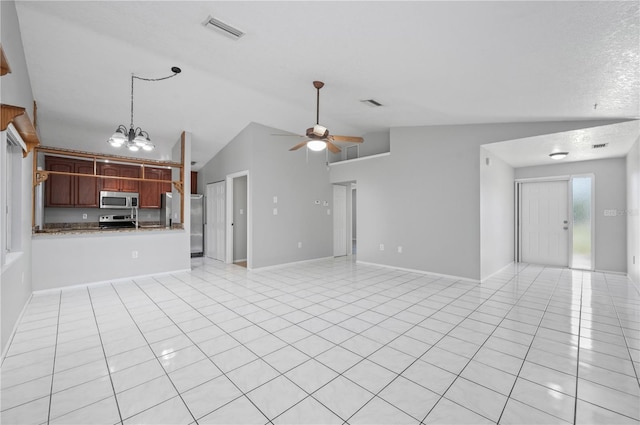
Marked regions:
[333,185,347,257]
[520,180,569,266]
[205,181,225,261]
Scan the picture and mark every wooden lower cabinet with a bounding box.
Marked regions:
[45,157,98,207]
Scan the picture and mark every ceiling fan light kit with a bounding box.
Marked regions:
[107,66,182,153]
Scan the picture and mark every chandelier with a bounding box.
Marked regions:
[108,67,181,152]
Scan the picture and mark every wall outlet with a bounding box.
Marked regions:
[239,209,244,215]
[397,246,403,253]
[82,213,88,220]
[298,242,302,248]
[273,208,278,215]
[273,196,278,204]
[327,209,331,215]
[379,244,385,251]
[131,250,138,259]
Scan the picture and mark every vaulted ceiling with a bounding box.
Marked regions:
[14,1,640,169]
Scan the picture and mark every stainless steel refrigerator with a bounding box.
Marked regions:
[160,193,204,257]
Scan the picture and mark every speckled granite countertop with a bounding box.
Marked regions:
[33,222,184,235]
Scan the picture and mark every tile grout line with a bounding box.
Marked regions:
[124,277,278,423]
[494,267,572,425]
[86,286,125,425]
[109,282,203,424]
[45,291,62,425]
[601,273,640,386]
[161,261,473,422]
[572,271,584,425]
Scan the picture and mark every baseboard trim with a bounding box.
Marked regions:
[356,260,480,283]
[250,256,335,272]
[32,268,192,295]
[481,262,515,283]
[1,292,33,363]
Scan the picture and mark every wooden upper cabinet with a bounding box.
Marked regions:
[75,161,98,207]
[45,157,75,207]
[119,165,140,193]
[191,171,198,194]
[45,157,97,207]
[140,167,172,209]
[97,163,140,193]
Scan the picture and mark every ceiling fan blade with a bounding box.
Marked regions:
[289,141,309,151]
[326,141,341,153]
[331,135,364,143]
[272,133,306,138]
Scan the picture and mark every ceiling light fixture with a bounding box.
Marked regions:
[549,152,569,160]
[108,67,182,152]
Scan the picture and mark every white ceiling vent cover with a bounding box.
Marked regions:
[203,15,245,40]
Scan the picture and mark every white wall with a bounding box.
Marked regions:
[331,120,623,281]
[627,138,640,284]
[329,130,391,163]
[200,122,333,269]
[515,158,627,273]
[1,0,36,354]
[32,231,190,290]
[480,147,515,280]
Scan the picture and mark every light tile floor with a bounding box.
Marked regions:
[1,257,639,425]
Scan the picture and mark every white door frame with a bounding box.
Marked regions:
[226,170,251,268]
[333,184,348,257]
[515,176,570,266]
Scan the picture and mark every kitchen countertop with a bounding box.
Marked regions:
[33,223,184,236]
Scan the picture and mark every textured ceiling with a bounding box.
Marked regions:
[13,1,640,169]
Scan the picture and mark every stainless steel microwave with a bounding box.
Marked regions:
[99,191,139,209]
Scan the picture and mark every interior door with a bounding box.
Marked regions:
[205,181,225,261]
[520,180,569,266]
[333,185,347,257]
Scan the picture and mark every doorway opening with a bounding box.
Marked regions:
[226,171,250,268]
[333,181,356,257]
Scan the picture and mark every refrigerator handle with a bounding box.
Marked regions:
[202,195,206,225]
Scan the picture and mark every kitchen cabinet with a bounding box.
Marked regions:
[98,163,140,193]
[45,157,98,207]
[140,167,172,209]
[191,171,198,194]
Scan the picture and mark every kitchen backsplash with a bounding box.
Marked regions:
[44,208,161,224]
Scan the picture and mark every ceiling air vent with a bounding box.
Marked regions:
[203,15,245,40]
[360,99,383,107]
[592,143,608,149]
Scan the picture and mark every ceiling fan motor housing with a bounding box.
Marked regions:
[307,125,329,139]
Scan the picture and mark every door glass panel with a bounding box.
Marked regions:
[572,176,592,270]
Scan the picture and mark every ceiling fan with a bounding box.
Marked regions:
[286,81,364,153]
